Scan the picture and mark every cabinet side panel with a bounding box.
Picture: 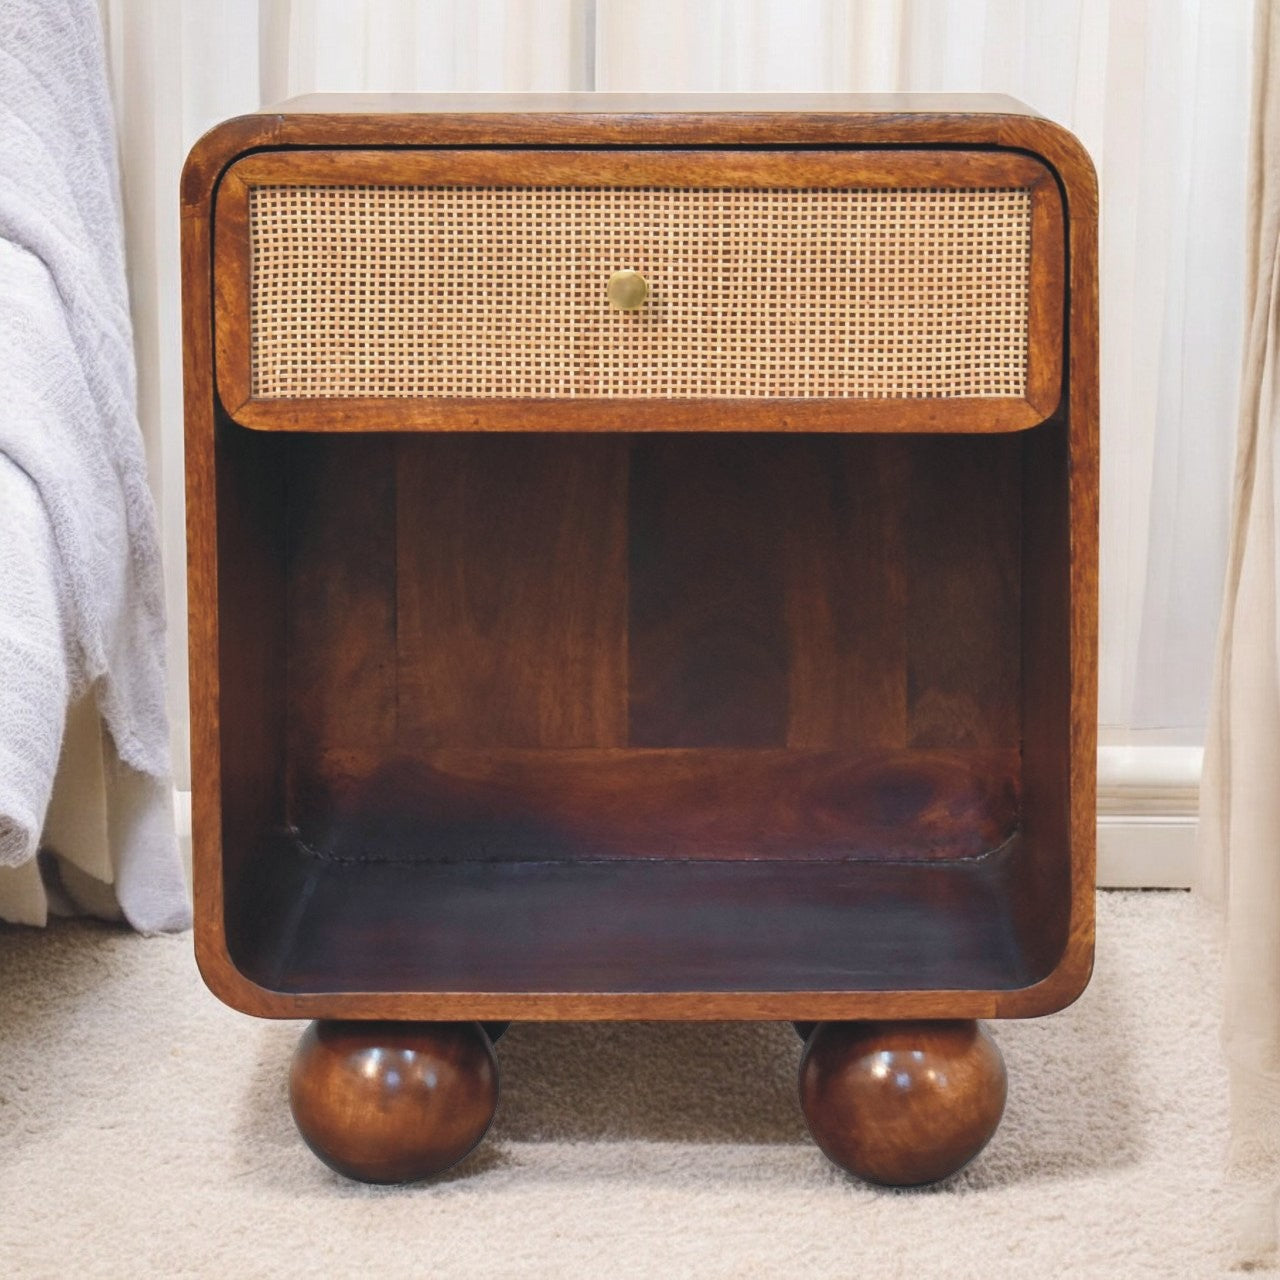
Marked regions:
[285,435,398,811]
[1011,417,1072,975]
[214,417,289,966]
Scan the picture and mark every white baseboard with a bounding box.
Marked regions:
[1096,745,1200,888]
[1096,816,1198,888]
[173,745,1202,892]
[174,786,191,841]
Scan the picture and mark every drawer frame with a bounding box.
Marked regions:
[213,146,1064,433]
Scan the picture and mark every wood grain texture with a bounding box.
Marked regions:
[225,146,1052,190]
[1007,414,1073,980]
[784,437,909,749]
[181,99,1099,1026]
[211,170,252,422]
[289,1020,497,1183]
[1026,171,1068,419]
[394,434,628,749]
[905,434,1022,749]
[799,1019,1007,1186]
[987,104,1099,1021]
[224,396,1052,435]
[210,416,288,966]
[291,747,1020,864]
[211,146,1062,433]
[182,190,224,986]
[180,100,1081,219]
[285,435,397,789]
[278,433,1020,761]
[628,437,788,746]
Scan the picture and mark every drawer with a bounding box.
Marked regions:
[213,149,1064,432]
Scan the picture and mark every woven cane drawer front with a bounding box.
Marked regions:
[249,184,1031,401]
[214,149,1064,429]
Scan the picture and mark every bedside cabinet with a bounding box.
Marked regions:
[182,94,1097,1187]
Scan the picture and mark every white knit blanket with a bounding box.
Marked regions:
[0,0,189,932]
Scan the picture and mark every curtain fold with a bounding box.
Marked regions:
[1199,0,1280,1264]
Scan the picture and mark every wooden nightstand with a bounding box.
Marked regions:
[182,94,1097,1187]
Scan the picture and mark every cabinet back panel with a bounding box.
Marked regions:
[628,437,791,746]
[282,431,1023,861]
[395,435,630,749]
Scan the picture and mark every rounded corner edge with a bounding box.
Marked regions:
[192,923,294,1020]
[180,114,282,214]
[1018,117,1100,217]
[998,933,1097,1020]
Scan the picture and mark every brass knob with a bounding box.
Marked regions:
[608,269,649,311]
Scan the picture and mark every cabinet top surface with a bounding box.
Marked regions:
[182,90,1093,234]
[260,92,1041,118]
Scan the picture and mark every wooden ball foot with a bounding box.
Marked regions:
[289,1020,498,1184]
[799,1019,1006,1187]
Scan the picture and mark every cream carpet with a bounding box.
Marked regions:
[0,892,1253,1278]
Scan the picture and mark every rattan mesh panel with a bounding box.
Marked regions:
[248,184,1032,400]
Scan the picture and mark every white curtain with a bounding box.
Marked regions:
[1200,0,1280,1265]
[98,0,1249,790]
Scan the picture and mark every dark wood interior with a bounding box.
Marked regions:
[183,102,1097,1025]
[232,833,1038,997]
[214,419,1071,997]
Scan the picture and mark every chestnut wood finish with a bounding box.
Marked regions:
[283,432,1023,766]
[288,1020,498,1183]
[290,747,1021,864]
[213,147,1063,434]
[184,96,1097,1033]
[394,435,630,750]
[228,833,1041,1005]
[799,1020,1007,1186]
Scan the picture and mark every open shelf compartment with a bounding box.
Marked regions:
[210,419,1075,1013]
